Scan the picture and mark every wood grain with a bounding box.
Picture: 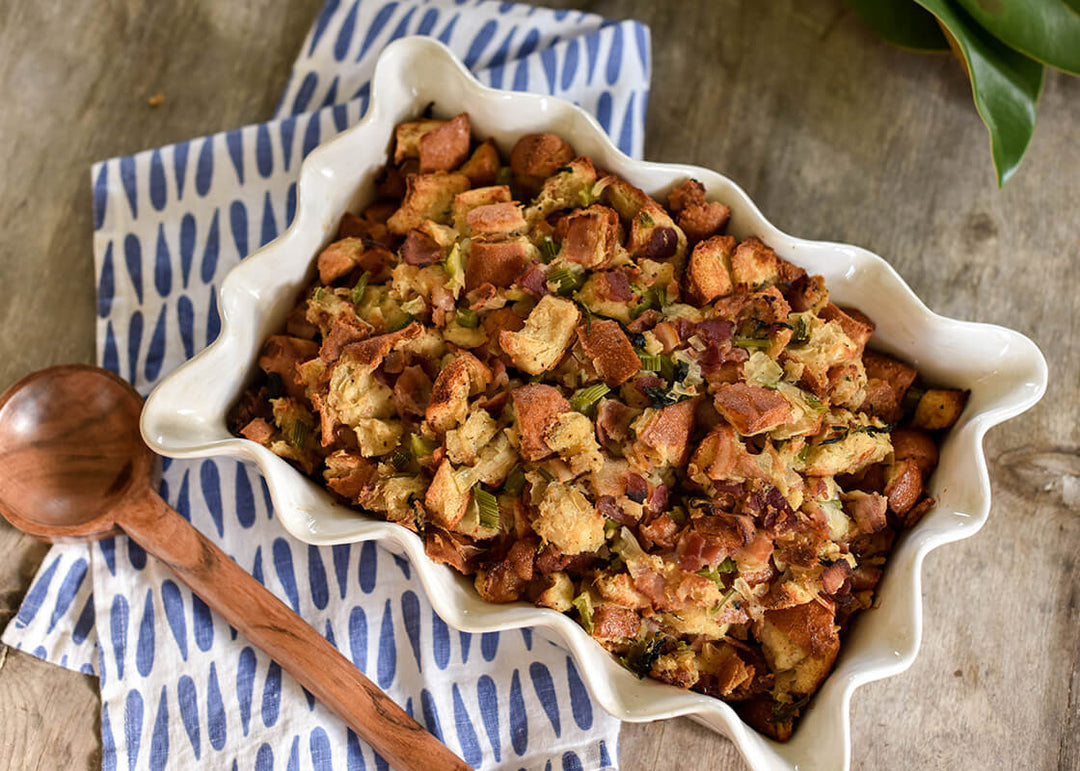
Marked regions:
[1,0,1077,769]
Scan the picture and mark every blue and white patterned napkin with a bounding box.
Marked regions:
[3,2,651,769]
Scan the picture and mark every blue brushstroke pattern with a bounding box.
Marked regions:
[530,662,561,737]
[173,141,189,200]
[178,675,201,759]
[358,541,377,593]
[261,191,278,246]
[452,684,482,768]
[226,129,244,184]
[124,233,143,304]
[93,163,109,229]
[126,310,143,384]
[207,662,226,750]
[481,631,499,661]
[432,610,450,669]
[161,579,188,660]
[124,688,144,771]
[236,646,256,736]
[273,537,301,612]
[103,321,119,375]
[357,2,399,61]
[195,136,214,197]
[349,606,368,672]
[98,241,115,317]
[144,304,167,382]
[308,545,329,610]
[136,590,155,677]
[201,208,220,283]
[120,156,137,217]
[206,285,220,345]
[310,727,332,770]
[256,124,273,178]
[235,462,256,528]
[334,1,358,61]
[47,557,87,633]
[510,669,528,755]
[607,23,623,84]
[149,686,169,771]
[229,199,248,258]
[255,744,273,771]
[401,591,420,672]
[177,295,194,359]
[566,657,592,730]
[308,0,341,56]
[378,598,397,688]
[420,688,443,742]
[110,594,129,679]
[200,460,223,537]
[193,593,213,652]
[332,544,350,599]
[477,675,500,761]
[149,149,166,211]
[73,596,95,644]
[102,703,116,771]
[100,538,117,575]
[262,661,282,727]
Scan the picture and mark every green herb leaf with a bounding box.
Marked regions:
[408,433,438,460]
[495,166,513,186]
[637,352,664,372]
[954,0,1080,75]
[474,487,501,530]
[913,0,1044,186]
[639,211,655,227]
[849,0,949,50]
[287,420,310,449]
[350,271,370,306]
[388,446,412,471]
[570,383,610,413]
[619,637,665,678]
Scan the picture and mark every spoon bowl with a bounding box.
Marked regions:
[0,364,468,771]
[0,365,153,540]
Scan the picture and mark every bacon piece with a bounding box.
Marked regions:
[341,322,422,369]
[713,382,793,436]
[418,113,470,173]
[576,319,641,387]
[559,205,620,268]
[425,527,483,574]
[591,605,640,640]
[511,383,571,461]
[258,335,319,400]
[401,228,442,266]
[475,538,537,603]
[534,543,598,575]
[465,240,529,290]
[676,530,725,573]
[597,495,637,527]
[821,560,853,595]
[643,483,669,519]
[517,263,549,297]
[392,365,432,418]
[844,490,888,534]
[638,512,679,551]
[240,417,275,445]
[319,313,373,365]
[598,270,634,302]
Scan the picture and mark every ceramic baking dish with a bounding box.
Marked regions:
[140,36,1047,771]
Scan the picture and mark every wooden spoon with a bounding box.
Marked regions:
[0,365,470,771]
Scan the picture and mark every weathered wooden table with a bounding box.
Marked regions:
[1,1,1077,768]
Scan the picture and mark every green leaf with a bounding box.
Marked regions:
[915,0,1044,185]
[954,0,1080,74]
[849,0,950,50]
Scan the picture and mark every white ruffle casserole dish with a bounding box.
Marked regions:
[141,36,1048,771]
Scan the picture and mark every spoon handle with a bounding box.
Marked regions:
[119,488,471,771]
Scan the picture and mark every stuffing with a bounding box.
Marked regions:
[686,235,735,305]
[533,482,605,555]
[576,319,640,386]
[418,113,470,173]
[230,113,964,742]
[498,295,581,374]
[386,171,471,235]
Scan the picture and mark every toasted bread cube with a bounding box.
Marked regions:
[445,408,499,465]
[913,388,968,430]
[257,335,319,400]
[667,178,707,212]
[890,428,939,476]
[465,237,532,290]
[459,138,500,187]
[393,118,445,163]
[425,351,492,433]
[820,303,875,354]
[425,458,470,529]
[759,601,840,699]
[786,274,829,313]
[686,235,735,305]
[533,482,605,555]
[418,113,470,173]
[713,382,793,436]
[510,132,575,191]
[576,319,640,387]
[730,237,779,289]
[535,572,575,612]
[632,397,699,468]
[678,201,731,245]
[386,172,471,235]
[452,185,512,231]
[352,418,404,457]
[466,202,527,239]
[499,295,580,375]
[526,157,598,221]
[511,383,571,461]
[591,604,641,641]
[558,204,620,268]
[543,411,604,477]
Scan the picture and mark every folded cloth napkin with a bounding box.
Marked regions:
[3,2,651,769]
